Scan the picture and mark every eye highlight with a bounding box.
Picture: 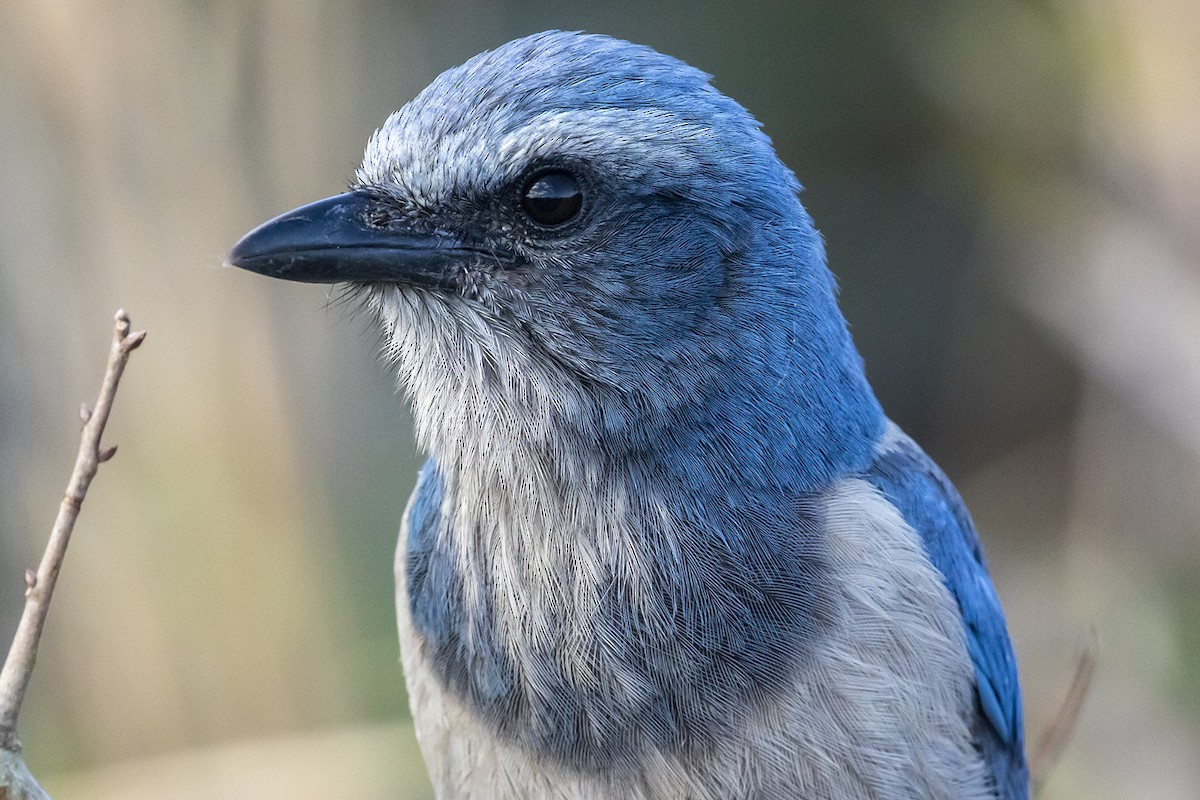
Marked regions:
[520,170,583,227]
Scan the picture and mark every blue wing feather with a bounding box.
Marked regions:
[865,427,1029,798]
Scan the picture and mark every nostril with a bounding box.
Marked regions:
[363,201,403,231]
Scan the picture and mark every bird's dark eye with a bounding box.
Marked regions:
[520,171,583,227]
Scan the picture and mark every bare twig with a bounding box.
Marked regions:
[1030,626,1099,791]
[0,310,146,753]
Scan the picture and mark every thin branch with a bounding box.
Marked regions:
[0,310,146,751]
[1031,625,1099,791]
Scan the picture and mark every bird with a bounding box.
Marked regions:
[228,30,1028,800]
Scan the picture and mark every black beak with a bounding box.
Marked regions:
[227,191,488,287]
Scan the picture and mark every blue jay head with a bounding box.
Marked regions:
[231,31,877,462]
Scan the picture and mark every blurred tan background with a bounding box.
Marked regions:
[0,1,1197,798]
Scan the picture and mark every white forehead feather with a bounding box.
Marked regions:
[354,31,762,206]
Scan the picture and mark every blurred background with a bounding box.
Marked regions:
[0,0,1197,797]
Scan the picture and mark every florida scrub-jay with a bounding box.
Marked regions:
[229,30,1028,800]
